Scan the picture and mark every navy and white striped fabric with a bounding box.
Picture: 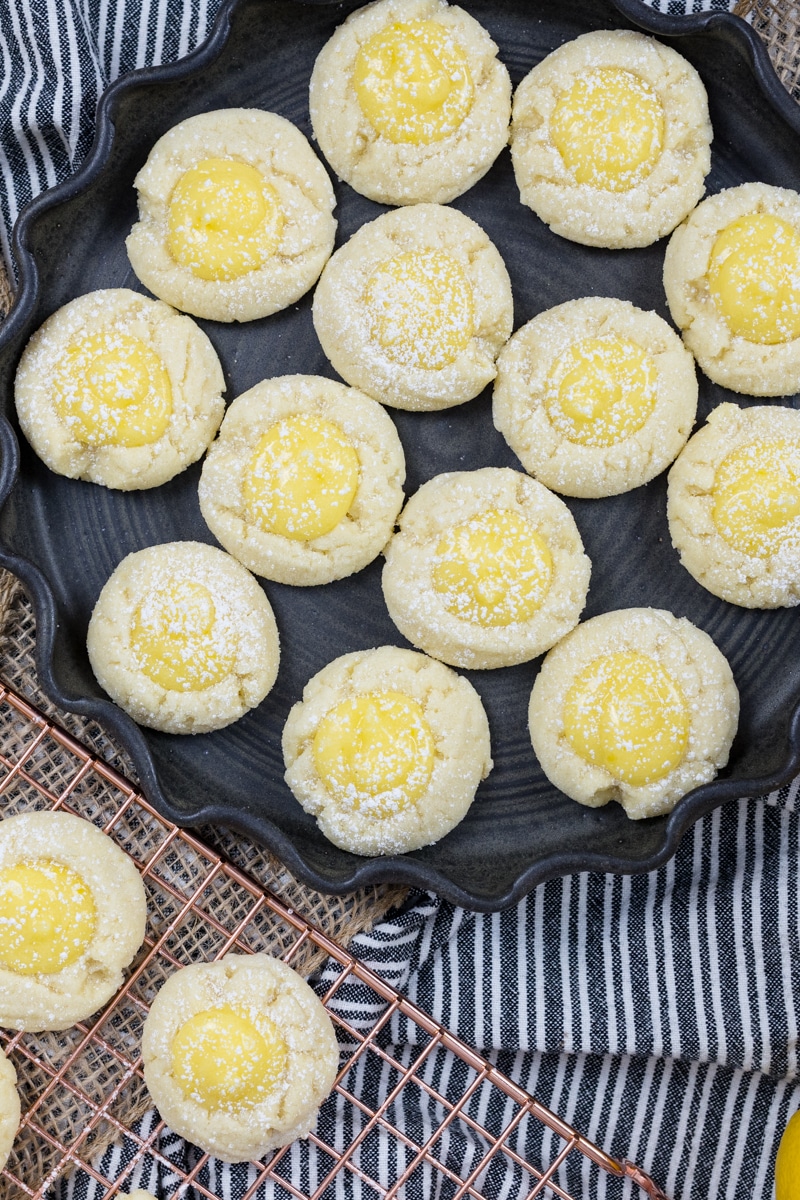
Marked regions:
[3,2,800,1199]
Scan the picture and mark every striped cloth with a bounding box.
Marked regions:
[3,2,800,1199]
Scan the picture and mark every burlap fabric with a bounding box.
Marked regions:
[0,566,409,1164]
[0,568,408,931]
[735,0,800,100]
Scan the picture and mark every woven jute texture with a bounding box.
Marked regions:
[0,567,409,1164]
[735,0,800,100]
[0,571,409,939]
[0,570,411,1178]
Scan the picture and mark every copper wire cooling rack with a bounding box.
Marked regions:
[0,682,668,1200]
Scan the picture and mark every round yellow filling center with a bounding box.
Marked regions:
[550,67,665,192]
[0,859,96,976]
[563,650,689,787]
[432,508,553,627]
[313,691,435,815]
[712,437,800,558]
[352,19,474,144]
[365,250,475,371]
[707,213,800,345]
[131,580,236,692]
[243,415,360,541]
[545,335,658,447]
[167,157,284,281]
[53,330,173,448]
[171,1005,288,1110]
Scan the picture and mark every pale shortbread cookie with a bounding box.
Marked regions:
[381,468,591,669]
[0,1048,20,1173]
[529,608,739,820]
[667,403,800,608]
[198,375,405,586]
[282,646,492,855]
[309,0,511,205]
[122,1193,158,1199]
[493,297,698,498]
[312,204,513,411]
[0,811,147,1032]
[14,289,225,490]
[142,954,339,1162]
[87,542,279,734]
[511,30,711,249]
[126,109,336,323]
[663,183,800,395]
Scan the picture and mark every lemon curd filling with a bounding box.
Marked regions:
[712,438,800,558]
[563,650,689,787]
[365,250,474,371]
[167,157,284,282]
[352,19,474,144]
[312,691,435,814]
[707,213,800,344]
[53,331,172,448]
[550,68,665,192]
[432,508,553,627]
[243,415,360,541]
[131,580,236,692]
[171,1005,288,1109]
[0,860,96,976]
[545,335,658,446]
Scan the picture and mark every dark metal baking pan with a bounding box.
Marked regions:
[0,0,798,910]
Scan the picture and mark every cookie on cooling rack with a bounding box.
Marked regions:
[198,375,405,586]
[282,646,492,856]
[667,403,800,608]
[492,296,698,498]
[14,289,225,490]
[510,29,712,248]
[381,467,591,669]
[87,541,280,734]
[663,182,800,395]
[529,608,739,820]
[142,954,339,1162]
[312,204,513,411]
[126,109,336,322]
[0,811,147,1032]
[309,0,511,206]
[0,1047,19,1172]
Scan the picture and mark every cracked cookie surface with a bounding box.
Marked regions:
[14,289,225,491]
[142,954,338,1162]
[313,204,513,411]
[381,467,591,669]
[282,646,492,855]
[528,608,738,820]
[510,29,711,249]
[667,403,800,608]
[663,182,800,395]
[0,1047,19,1170]
[493,296,698,498]
[87,541,279,734]
[0,811,147,1031]
[309,0,511,205]
[198,375,405,586]
[126,108,336,323]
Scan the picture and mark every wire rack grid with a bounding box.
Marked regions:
[0,681,669,1200]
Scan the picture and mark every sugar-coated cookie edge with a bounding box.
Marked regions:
[511,29,712,249]
[493,296,698,498]
[528,607,739,819]
[663,182,800,396]
[0,811,147,1032]
[142,954,339,1162]
[282,645,492,854]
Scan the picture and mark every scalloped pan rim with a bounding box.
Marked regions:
[0,0,798,911]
